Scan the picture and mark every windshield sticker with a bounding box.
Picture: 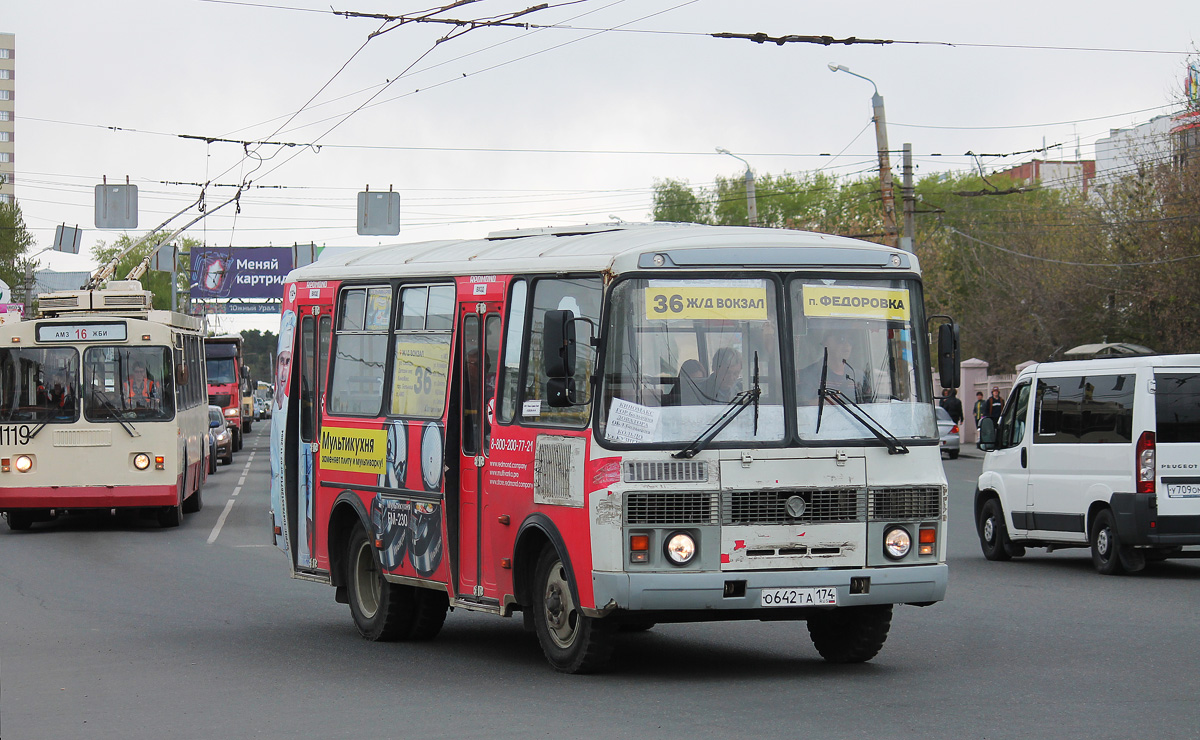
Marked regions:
[606,398,661,443]
[645,286,768,321]
[802,285,910,321]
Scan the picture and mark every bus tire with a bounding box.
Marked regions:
[6,511,33,531]
[184,487,202,514]
[409,589,449,641]
[346,522,416,641]
[233,428,243,452]
[978,497,1013,561]
[242,419,251,434]
[531,544,615,674]
[1090,508,1125,575]
[806,604,892,664]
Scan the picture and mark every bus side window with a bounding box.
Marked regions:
[521,276,602,427]
[328,286,391,417]
[390,284,453,419]
[300,316,316,442]
[498,279,527,424]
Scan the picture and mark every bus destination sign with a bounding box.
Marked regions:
[36,322,128,343]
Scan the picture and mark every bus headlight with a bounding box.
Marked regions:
[133,453,151,470]
[883,526,912,560]
[664,532,697,565]
[14,455,33,473]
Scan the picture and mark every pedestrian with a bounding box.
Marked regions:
[986,386,1005,422]
[972,391,986,447]
[940,388,963,425]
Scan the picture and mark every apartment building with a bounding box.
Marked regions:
[0,32,12,205]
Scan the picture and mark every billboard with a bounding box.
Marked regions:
[189,246,293,301]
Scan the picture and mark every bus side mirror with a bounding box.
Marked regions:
[978,417,997,451]
[544,309,576,380]
[937,323,961,388]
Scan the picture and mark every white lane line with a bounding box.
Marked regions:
[231,485,242,497]
[207,499,236,544]
[237,476,247,486]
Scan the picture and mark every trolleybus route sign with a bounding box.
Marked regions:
[36,323,127,343]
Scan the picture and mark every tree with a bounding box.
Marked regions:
[240,329,278,385]
[0,198,34,298]
[92,233,202,310]
[650,179,711,224]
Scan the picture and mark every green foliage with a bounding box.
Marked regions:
[239,329,278,385]
[91,233,203,311]
[0,199,34,294]
[650,159,1200,371]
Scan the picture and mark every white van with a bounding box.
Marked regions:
[976,355,1200,574]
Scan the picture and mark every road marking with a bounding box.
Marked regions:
[207,498,236,544]
[232,485,242,497]
[238,476,247,486]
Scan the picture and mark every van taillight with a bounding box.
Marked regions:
[1136,431,1156,494]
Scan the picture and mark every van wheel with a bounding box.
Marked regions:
[1090,509,1127,575]
[346,522,417,640]
[532,545,615,674]
[807,605,892,663]
[978,498,1012,561]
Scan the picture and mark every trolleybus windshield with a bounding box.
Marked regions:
[83,346,175,421]
[0,347,81,423]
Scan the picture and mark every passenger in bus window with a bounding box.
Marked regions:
[796,324,870,404]
[693,347,743,405]
[124,361,159,410]
[47,369,75,417]
[677,358,707,405]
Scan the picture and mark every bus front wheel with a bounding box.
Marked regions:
[807,604,892,663]
[531,545,615,674]
[5,511,33,531]
[346,522,417,641]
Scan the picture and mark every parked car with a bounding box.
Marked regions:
[935,406,960,459]
[209,404,234,468]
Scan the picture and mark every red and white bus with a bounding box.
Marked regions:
[0,280,209,529]
[270,223,958,672]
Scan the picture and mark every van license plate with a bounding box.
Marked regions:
[761,587,837,607]
[1166,483,1200,498]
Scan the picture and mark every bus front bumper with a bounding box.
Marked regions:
[0,484,180,510]
[591,563,947,613]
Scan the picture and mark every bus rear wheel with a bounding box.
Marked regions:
[531,545,615,674]
[6,511,33,531]
[807,604,892,663]
[346,522,417,641]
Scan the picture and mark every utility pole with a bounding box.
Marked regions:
[829,64,899,249]
[901,143,915,252]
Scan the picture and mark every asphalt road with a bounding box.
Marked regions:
[2,436,1198,740]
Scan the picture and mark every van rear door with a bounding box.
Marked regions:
[1153,369,1200,519]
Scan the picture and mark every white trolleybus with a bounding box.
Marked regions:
[269,223,960,673]
[0,280,210,530]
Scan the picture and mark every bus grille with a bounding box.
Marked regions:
[209,394,232,408]
[625,491,719,525]
[623,460,708,483]
[53,429,113,447]
[722,488,866,525]
[868,486,942,520]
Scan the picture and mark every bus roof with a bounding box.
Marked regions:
[286,223,919,282]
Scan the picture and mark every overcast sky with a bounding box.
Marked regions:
[3,0,1195,330]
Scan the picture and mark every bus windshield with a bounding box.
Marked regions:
[600,277,786,445]
[84,346,175,421]
[0,347,81,423]
[790,277,935,440]
[599,275,937,446]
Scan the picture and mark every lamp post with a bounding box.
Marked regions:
[828,63,899,249]
[716,147,758,227]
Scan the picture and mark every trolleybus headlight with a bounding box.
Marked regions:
[664,532,697,565]
[883,526,912,560]
[133,453,151,471]
[14,455,33,473]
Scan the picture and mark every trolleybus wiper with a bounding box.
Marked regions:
[674,358,762,460]
[91,390,140,438]
[819,387,908,455]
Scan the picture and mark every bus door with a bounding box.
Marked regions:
[294,304,331,573]
[456,301,503,598]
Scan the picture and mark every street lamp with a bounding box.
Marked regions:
[828,63,900,249]
[716,147,758,227]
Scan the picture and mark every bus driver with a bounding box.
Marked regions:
[124,361,159,410]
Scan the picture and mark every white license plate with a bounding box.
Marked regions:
[760,586,838,607]
[1167,483,1200,498]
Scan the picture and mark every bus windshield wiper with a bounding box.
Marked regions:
[91,390,140,438]
[675,358,762,460]
[819,387,908,455]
